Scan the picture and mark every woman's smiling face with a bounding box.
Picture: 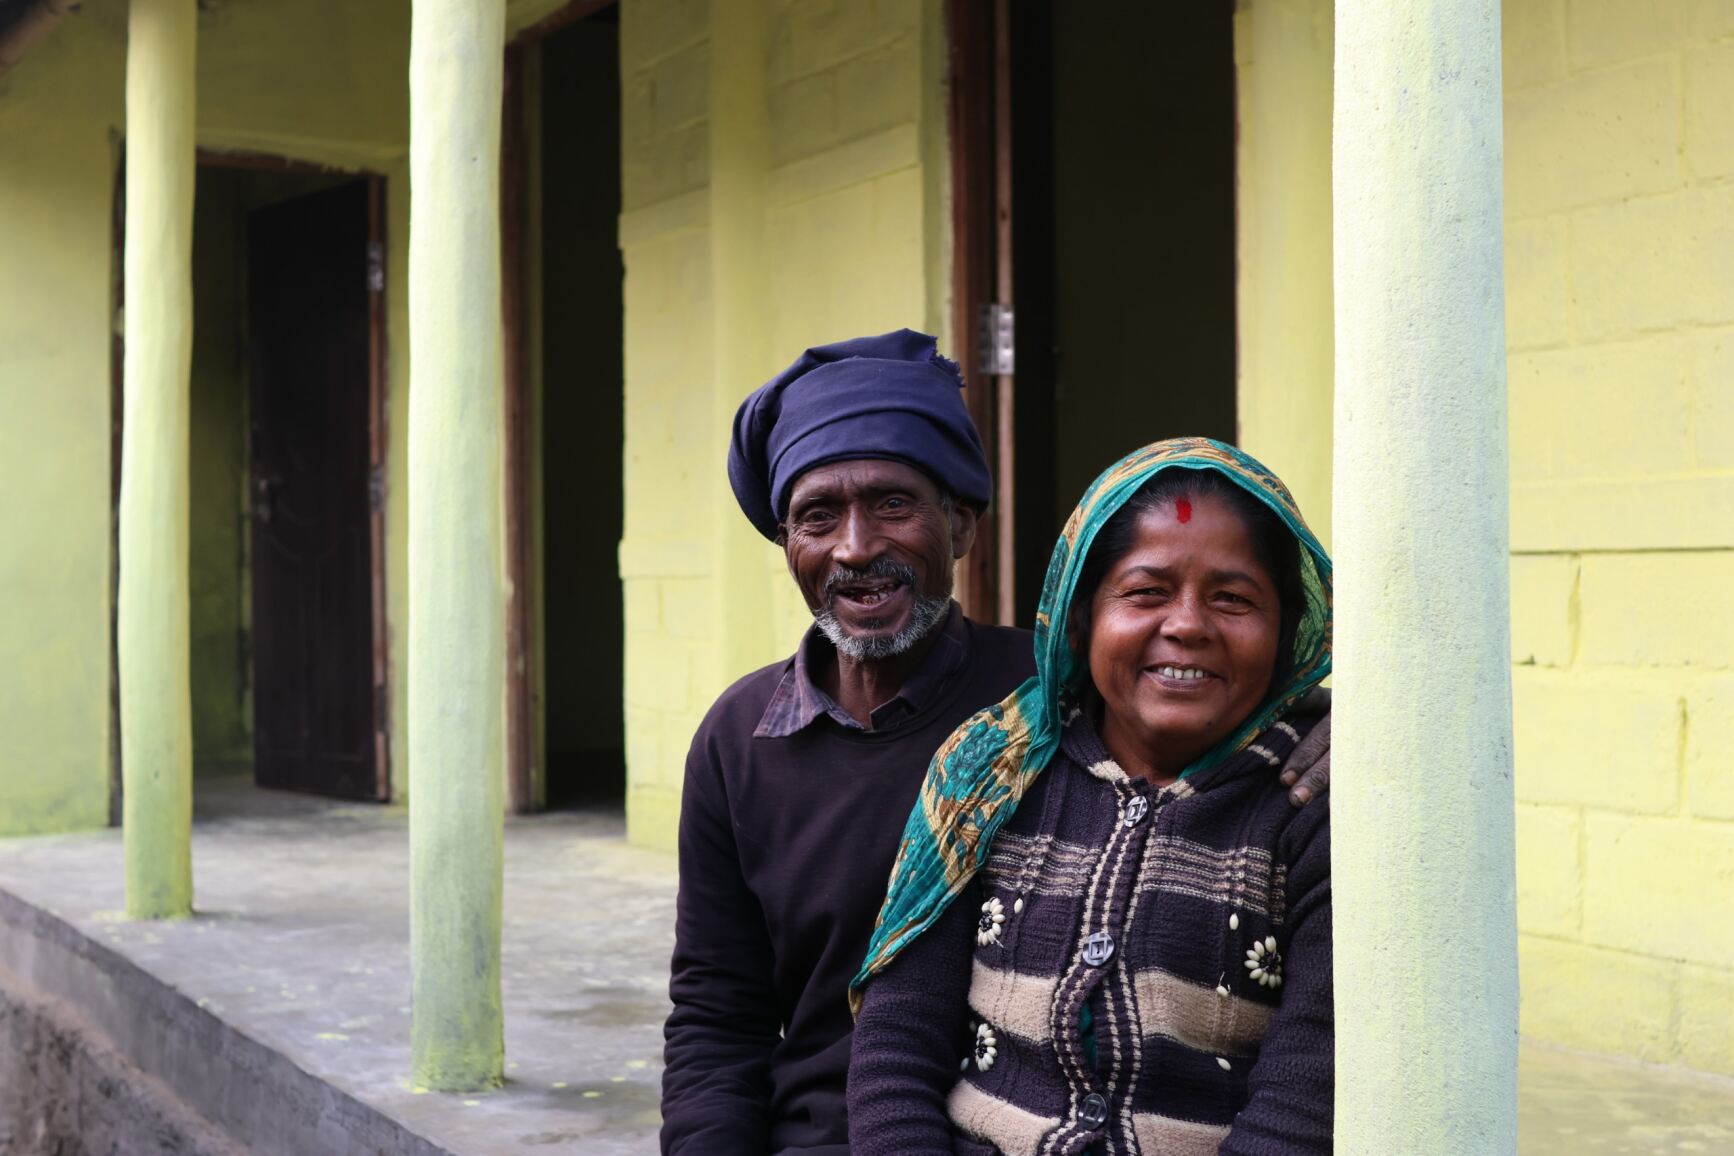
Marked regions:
[1085,492,1283,782]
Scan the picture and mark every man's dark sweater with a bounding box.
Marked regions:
[661,607,1035,1155]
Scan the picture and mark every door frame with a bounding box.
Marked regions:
[499,0,620,815]
[108,150,393,803]
[947,0,1017,626]
[501,43,537,815]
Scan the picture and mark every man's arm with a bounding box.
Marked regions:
[660,735,782,1155]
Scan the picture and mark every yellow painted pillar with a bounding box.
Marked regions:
[1330,1,1517,1151]
[119,0,197,921]
[708,0,777,678]
[1233,0,1334,548]
[406,0,508,1092]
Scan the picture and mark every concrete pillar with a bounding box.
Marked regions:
[119,0,197,921]
[1233,0,1334,547]
[406,0,508,1092]
[1330,1,1518,1151]
[708,0,776,680]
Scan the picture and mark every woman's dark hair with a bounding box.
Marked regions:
[1069,468,1306,686]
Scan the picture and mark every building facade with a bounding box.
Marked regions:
[0,0,1727,1090]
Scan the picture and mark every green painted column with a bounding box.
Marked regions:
[1330,1,1518,1151]
[406,0,508,1092]
[119,0,197,922]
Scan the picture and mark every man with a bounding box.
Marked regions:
[659,330,1328,1155]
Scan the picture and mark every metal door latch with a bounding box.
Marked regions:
[978,303,1014,376]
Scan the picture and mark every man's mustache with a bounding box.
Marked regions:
[822,557,917,605]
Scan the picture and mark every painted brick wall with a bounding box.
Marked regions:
[1503,0,1734,1076]
[0,5,127,836]
[618,0,947,850]
[762,0,946,644]
[618,0,716,848]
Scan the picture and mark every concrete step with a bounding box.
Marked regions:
[1,962,246,1156]
[0,890,451,1156]
[0,791,671,1156]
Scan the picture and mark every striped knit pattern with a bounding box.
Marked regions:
[848,710,1334,1156]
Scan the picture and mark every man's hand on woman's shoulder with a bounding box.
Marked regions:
[1281,687,1331,808]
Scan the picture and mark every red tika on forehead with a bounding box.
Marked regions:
[1176,498,1193,524]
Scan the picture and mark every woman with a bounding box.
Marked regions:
[847,438,1333,1155]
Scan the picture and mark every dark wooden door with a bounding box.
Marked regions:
[247,181,380,800]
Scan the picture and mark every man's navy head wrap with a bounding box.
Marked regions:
[727,329,993,540]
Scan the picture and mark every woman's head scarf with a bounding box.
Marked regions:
[850,437,1333,1009]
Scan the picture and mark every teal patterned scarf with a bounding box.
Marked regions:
[849,437,1333,1010]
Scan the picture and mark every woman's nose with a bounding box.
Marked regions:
[1162,592,1210,642]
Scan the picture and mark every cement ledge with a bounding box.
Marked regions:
[0,887,453,1156]
[1,960,245,1156]
[0,787,671,1156]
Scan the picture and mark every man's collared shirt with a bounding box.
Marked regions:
[753,602,970,738]
[662,603,1036,1155]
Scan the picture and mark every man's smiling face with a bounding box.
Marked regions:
[780,459,977,660]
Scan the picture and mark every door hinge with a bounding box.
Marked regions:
[366,241,385,293]
[978,303,1014,376]
[369,464,386,512]
[374,682,388,725]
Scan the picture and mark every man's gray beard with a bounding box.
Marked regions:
[816,590,952,661]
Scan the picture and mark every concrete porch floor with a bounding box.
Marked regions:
[0,778,1730,1154]
[0,778,672,1155]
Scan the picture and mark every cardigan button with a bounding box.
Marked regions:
[1123,796,1149,827]
[1081,931,1115,967]
[1078,1092,1109,1129]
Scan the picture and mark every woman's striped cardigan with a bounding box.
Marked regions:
[848,713,1333,1156]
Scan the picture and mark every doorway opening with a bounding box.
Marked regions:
[951,1,1239,626]
[506,2,625,811]
[178,160,389,802]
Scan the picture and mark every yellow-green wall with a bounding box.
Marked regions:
[1236,0,1734,1076]
[616,0,718,848]
[1233,0,1334,549]
[0,3,126,836]
[4,0,949,842]
[0,0,414,830]
[618,0,951,849]
[1502,0,1734,1077]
